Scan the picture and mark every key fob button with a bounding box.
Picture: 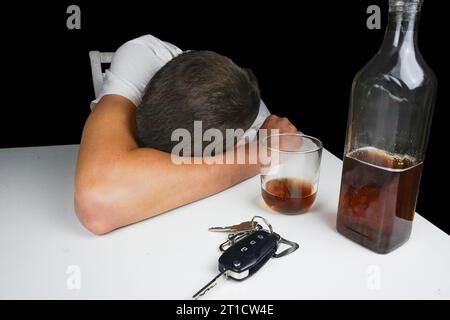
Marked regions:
[233,260,241,267]
[250,240,256,245]
[257,235,264,239]
[241,246,248,252]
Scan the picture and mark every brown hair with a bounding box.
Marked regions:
[135,50,260,154]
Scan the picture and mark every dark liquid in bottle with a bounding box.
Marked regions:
[262,178,316,214]
[336,147,423,254]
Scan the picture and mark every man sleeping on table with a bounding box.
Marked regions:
[75,34,298,234]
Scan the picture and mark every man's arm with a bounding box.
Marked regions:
[75,95,296,234]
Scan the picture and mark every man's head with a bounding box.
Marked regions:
[135,50,261,155]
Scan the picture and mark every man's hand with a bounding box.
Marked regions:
[258,115,301,157]
[260,115,298,135]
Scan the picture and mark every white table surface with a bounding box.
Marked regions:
[0,145,449,300]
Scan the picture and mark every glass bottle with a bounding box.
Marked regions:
[336,0,437,253]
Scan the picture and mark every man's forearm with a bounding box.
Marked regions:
[75,147,258,234]
[74,95,259,234]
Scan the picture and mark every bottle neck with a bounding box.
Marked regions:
[380,7,421,52]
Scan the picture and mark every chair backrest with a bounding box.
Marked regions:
[89,51,115,99]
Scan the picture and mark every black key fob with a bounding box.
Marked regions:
[218,230,280,280]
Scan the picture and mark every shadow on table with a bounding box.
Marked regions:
[316,209,338,231]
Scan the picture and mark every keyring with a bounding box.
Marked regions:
[251,215,273,234]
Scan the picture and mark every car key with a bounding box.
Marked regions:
[208,220,259,233]
[193,230,280,299]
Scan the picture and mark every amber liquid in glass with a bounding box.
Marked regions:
[262,178,316,214]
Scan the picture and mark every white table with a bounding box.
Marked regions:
[0,145,449,300]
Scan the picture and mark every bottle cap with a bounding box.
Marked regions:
[389,0,423,12]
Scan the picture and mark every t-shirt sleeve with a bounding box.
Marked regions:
[90,35,182,109]
[241,99,271,142]
[258,100,271,122]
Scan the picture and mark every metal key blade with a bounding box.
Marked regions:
[192,270,228,300]
[208,221,258,233]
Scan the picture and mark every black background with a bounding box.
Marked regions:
[1,0,448,233]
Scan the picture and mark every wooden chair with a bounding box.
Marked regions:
[88,51,115,99]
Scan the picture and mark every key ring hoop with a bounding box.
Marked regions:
[251,216,273,234]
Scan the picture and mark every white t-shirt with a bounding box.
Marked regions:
[91,34,270,138]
